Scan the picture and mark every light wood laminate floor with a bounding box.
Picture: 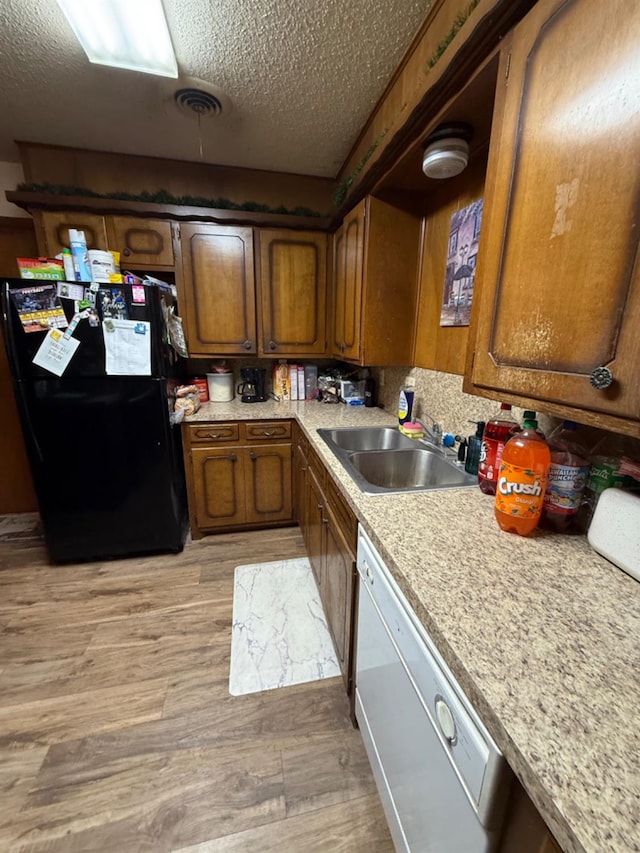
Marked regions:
[0,526,393,852]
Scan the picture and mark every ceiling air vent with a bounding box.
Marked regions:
[174,88,223,118]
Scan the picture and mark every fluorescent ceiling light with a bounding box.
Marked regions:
[57,0,178,78]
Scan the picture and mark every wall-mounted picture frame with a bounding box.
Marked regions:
[440,198,483,327]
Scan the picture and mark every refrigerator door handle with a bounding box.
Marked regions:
[1,281,21,379]
[15,383,44,464]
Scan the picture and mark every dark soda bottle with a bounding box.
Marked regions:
[478,403,519,495]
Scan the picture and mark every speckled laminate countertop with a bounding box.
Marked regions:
[187,400,640,853]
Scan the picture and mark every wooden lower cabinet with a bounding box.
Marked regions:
[191,446,245,529]
[244,444,292,525]
[294,426,357,690]
[498,779,562,853]
[184,420,293,537]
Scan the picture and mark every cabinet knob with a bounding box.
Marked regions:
[269,340,277,350]
[249,452,257,460]
[123,248,131,257]
[590,366,614,390]
[243,339,252,350]
[229,454,237,462]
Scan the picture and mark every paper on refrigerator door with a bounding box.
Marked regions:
[32,328,80,376]
[102,319,151,375]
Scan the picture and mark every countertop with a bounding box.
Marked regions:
[187,400,640,853]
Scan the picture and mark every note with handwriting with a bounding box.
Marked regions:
[32,328,80,376]
[102,319,151,375]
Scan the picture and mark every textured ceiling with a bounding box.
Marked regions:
[0,0,432,178]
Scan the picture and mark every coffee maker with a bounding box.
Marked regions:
[237,368,266,403]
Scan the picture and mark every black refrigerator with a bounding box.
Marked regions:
[1,278,189,563]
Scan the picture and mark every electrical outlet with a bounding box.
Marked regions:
[404,376,416,389]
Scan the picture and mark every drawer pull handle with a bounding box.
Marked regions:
[590,366,613,390]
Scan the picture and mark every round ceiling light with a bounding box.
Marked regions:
[422,123,473,179]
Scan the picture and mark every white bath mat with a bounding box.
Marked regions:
[229,557,340,696]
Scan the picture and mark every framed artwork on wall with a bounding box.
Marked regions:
[440,198,483,327]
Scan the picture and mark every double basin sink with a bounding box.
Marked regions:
[317,426,478,495]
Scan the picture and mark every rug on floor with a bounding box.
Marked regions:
[229,557,340,696]
[0,513,42,541]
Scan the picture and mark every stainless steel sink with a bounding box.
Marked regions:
[318,426,416,452]
[317,426,478,495]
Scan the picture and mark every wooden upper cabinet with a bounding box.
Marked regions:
[179,223,256,356]
[35,212,174,270]
[106,217,174,268]
[333,204,364,361]
[332,196,421,366]
[470,0,640,432]
[256,229,327,356]
[37,211,108,256]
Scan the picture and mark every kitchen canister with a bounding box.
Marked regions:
[207,372,234,402]
[88,249,116,282]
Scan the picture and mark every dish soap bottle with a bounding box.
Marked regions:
[478,403,520,495]
[494,411,550,536]
[464,421,485,476]
[541,421,589,533]
[398,386,414,426]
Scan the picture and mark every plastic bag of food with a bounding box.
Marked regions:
[174,385,201,416]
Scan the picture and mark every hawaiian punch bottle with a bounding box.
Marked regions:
[478,403,519,495]
[541,421,589,533]
[495,412,550,536]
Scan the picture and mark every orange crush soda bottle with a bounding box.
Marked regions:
[494,411,551,536]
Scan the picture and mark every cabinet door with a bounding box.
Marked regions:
[471,0,640,425]
[257,229,327,356]
[191,446,246,528]
[293,440,309,530]
[305,466,325,591]
[243,444,293,525]
[107,217,174,268]
[37,212,108,257]
[323,503,355,685]
[332,203,364,360]
[179,223,256,356]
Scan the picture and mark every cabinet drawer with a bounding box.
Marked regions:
[243,421,292,442]
[188,423,239,444]
[326,477,357,554]
[307,441,327,490]
[296,428,310,457]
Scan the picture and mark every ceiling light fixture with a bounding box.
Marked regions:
[56,0,178,78]
[422,122,473,179]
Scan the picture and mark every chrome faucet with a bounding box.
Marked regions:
[412,416,442,447]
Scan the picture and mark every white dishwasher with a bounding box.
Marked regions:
[355,526,512,852]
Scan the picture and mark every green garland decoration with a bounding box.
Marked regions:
[17,182,325,219]
[427,0,480,70]
[332,131,387,208]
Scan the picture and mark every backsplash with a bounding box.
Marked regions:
[373,366,555,439]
